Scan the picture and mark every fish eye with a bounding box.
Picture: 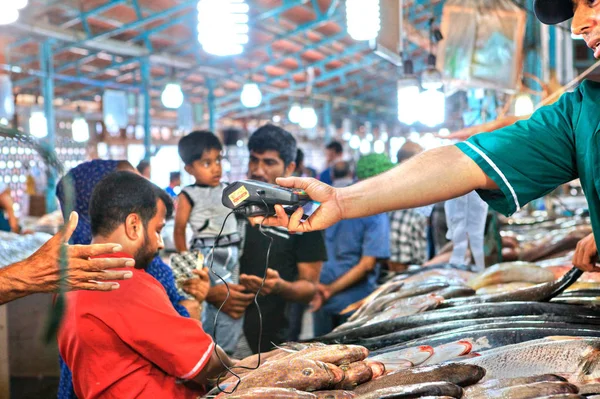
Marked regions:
[302,368,314,376]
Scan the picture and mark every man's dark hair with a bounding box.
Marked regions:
[248,124,297,166]
[178,130,223,165]
[295,148,304,166]
[136,160,150,175]
[332,161,352,179]
[326,141,343,155]
[90,171,173,237]
[169,171,181,182]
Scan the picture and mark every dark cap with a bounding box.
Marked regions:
[534,0,573,25]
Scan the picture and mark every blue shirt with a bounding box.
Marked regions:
[320,213,390,314]
[319,168,333,185]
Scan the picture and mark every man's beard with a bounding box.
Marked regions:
[133,231,158,270]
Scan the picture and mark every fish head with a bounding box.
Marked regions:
[289,359,345,390]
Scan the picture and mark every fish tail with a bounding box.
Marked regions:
[578,343,600,381]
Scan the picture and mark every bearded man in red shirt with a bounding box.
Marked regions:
[58,171,234,399]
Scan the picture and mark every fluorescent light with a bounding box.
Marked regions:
[359,139,371,154]
[197,0,249,56]
[346,0,381,41]
[240,83,262,108]
[349,135,361,149]
[374,140,385,154]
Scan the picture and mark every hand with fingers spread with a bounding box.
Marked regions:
[239,268,281,296]
[205,283,254,320]
[182,268,210,302]
[248,177,343,233]
[573,232,600,272]
[0,211,135,305]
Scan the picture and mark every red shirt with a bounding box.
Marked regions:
[57,253,214,399]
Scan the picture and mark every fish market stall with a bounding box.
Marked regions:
[207,208,600,399]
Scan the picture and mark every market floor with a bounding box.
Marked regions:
[11,377,59,398]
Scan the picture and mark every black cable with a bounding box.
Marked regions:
[212,195,275,394]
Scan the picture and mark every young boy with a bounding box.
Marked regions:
[174,131,242,355]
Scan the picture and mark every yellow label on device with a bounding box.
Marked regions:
[229,185,250,207]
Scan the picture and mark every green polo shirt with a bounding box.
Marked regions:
[456,80,600,241]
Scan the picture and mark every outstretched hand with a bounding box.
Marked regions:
[248,177,343,233]
[26,211,135,292]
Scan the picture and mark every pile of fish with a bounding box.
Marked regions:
[209,343,490,398]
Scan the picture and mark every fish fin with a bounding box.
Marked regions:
[547,336,583,341]
[578,343,600,381]
[272,342,299,353]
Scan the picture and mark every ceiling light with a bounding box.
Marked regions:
[161,82,184,109]
[288,103,302,124]
[374,140,385,154]
[197,0,249,56]
[359,139,371,154]
[299,106,318,129]
[349,135,361,149]
[29,111,48,138]
[240,83,262,108]
[346,0,381,41]
[72,108,90,143]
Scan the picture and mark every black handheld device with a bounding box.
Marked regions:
[222,180,315,219]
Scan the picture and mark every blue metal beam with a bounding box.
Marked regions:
[217,41,370,106]
[219,55,381,115]
[40,41,57,213]
[141,57,152,159]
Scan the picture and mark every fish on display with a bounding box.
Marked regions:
[313,390,356,399]
[353,381,463,399]
[214,387,318,398]
[420,341,474,365]
[369,346,434,371]
[353,363,485,395]
[320,302,600,344]
[463,336,600,383]
[533,395,585,399]
[444,267,583,307]
[463,374,568,398]
[333,362,373,390]
[468,381,579,399]
[231,358,345,392]
[476,282,535,295]
[467,262,555,290]
[361,294,445,327]
[360,315,600,351]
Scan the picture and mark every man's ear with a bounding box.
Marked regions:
[124,213,142,241]
[284,161,296,177]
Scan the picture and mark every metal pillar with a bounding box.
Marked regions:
[323,100,332,143]
[40,41,57,213]
[207,78,216,132]
[141,57,152,160]
[524,2,543,104]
